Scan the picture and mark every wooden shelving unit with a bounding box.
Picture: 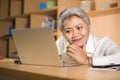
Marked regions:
[0,6,58,21]
[0,6,119,22]
[88,7,120,17]
[33,6,57,15]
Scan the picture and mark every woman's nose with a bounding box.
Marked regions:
[72,29,79,37]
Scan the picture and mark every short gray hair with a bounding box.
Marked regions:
[58,7,90,32]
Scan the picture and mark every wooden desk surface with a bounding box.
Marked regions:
[0,59,120,80]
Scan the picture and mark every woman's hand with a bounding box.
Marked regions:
[67,44,90,65]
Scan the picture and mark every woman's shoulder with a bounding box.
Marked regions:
[90,34,114,47]
[56,35,67,42]
[90,34,111,42]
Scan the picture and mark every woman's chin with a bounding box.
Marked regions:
[73,42,83,47]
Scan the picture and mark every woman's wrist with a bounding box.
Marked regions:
[87,57,92,66]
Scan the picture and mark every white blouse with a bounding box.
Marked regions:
[56,34,120,66]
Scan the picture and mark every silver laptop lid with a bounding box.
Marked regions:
[12,27,62,67]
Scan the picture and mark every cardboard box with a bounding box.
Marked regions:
[0,0,9,18]
[23,0,52,14]
[58,0,80,16]
[30,14,56,31]
[30,14,46,28]
[10,0,23,16]
[15,17,28,29]
[0,40,7,57]
[0,21,13,37]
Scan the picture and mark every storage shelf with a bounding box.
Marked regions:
[0,6,58,21]
[33,6,57,14]
[31,6,58,19]
[1,6,119,20]
[88,7,120,17]
[0,35,11,40]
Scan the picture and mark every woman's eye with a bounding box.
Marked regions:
[65,30,70,33]
[64,30,72,33]
[77,26,83,30]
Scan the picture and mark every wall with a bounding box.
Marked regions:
[90,13,120,44]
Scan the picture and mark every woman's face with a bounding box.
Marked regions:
[63,16,89,47]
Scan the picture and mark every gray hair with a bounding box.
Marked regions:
[58,7,90,32]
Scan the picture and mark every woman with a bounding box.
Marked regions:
[56,7,120,66]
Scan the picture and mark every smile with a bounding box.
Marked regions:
[72,38,82,42]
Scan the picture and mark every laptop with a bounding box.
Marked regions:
[12,27,62,67]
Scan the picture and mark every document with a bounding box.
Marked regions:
[91,64,120,71]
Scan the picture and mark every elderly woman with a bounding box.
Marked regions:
[56,7,120,66]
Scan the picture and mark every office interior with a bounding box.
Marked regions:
[0,0,120,80]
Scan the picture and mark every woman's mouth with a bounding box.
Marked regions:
[72,38,82,43]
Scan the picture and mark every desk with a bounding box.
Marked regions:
[0,59,120,80]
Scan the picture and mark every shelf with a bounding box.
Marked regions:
[0,35,11,40]
[1,6,119,21]
[0,6,58,21]
[28,6,58,19]
[33,6,57,14]
[88,7,120,17]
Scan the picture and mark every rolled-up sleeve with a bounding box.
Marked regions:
[56,35,68,55]
[92,37,120,66]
